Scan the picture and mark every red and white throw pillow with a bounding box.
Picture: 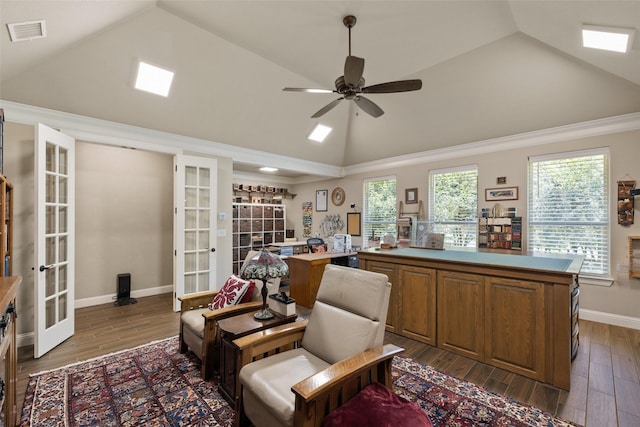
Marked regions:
[209,275,253,310]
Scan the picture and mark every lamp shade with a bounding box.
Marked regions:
[240,249,289,281]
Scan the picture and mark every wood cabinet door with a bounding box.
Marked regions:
[399,266,436,345]
[484,277,545,381]
[367,261,399,332]
[437,271,485,360]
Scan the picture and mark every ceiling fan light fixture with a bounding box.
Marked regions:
[308,124,332,142]
[582,24,634,53]
[135,61,174,97]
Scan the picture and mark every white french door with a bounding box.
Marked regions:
[174,155,218,311]
[34,124,75,358]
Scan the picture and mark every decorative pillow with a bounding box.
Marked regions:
[321,382,433,427]
[209,275,252,310]
[239,279,256,304]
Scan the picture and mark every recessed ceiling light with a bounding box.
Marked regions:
[260,167,278,172]
[308,124,332,142]
[582,25,635,53]
[134,61,174,97]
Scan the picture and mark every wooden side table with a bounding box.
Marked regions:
[218,310,298,407]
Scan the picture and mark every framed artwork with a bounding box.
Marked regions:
[405,188,418,204]
[485,186,519,201]
[347,212,361,236]
[316,189,328,212]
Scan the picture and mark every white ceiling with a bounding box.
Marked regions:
[1,1,639,179]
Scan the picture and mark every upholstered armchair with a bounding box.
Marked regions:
[234,264,402,427]
[178,251,280,379]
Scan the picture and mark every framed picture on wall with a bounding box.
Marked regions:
[485,186,518,201]
[316,189,328,212]
[405,188,418,204]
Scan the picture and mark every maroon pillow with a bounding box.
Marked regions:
[239,280,256,304]
[321,382,432,427]
[209,275,252,310]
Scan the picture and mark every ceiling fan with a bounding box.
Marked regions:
[283,15,422,118]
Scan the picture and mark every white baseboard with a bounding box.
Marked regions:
[74,284,173,308]
[580,309,640,330]
[17,285,173,348]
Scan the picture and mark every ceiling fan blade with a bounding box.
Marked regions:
[362,79,422,94]
[344,56,365,87]
[354,96,384,118]
[283,87,334,94]
[311,97,344,118]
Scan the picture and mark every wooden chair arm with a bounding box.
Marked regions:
[292,344,403,401]
[234,320,309,367]
[291,344,404,427]
[178,290,218,312]
[202,300,263,321]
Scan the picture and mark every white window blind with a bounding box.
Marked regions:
[363,176,397,243]
[528,148,609,276]
[428,166,478,248]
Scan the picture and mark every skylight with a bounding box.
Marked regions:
[134,61,174,97]
[308,124,332,142]
[582,25,634,53]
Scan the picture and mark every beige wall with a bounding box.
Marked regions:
[290,129,640,320]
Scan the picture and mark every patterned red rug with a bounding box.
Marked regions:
[20,336,579,426]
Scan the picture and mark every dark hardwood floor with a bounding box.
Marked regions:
[17,293,640,426]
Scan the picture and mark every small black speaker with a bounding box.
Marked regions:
[115,273,136,306]
[117,273,131,299]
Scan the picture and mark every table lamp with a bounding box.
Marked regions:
[240,249,289,320]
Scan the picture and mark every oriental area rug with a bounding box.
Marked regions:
[20,336,579,427]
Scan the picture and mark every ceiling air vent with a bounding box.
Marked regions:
[7,19,47,42]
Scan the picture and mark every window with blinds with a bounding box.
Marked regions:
[528,148,610,276]
[363,176,397,243]
[428,166,478,248]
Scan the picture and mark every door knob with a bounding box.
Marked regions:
[39,264,55,272]
[211,248,216,252]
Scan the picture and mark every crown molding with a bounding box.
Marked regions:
[2,100,638,180]
[0,100,344,178]
[344,112,640,176]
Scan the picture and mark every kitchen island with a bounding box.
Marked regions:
[358,247,583,390]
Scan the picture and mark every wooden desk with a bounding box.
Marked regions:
[288,251,357,308]
[358,247,583,390]
[217,310,298,407]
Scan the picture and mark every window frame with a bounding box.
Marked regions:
[428,165,478,248]
[362,175,397,245]
[527,148,610,278]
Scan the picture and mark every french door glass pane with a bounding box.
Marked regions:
[185,231,196,251]
[46,175,56,203]
[45,299,55,328]
[46,143,56,172]
[199,168,209,187]
[45,268,55,298]
[59,264,67,291]
[185,166,197,186]
[59,293,68,321]
[184,274,196,294]
[58,147,67,174]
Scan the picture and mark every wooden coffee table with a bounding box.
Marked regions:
[218,310,298,407]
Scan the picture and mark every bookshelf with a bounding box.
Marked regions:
[478,216,522,251]
[0,175,12,276]
[232,203,286,275]
[232,183,296,204]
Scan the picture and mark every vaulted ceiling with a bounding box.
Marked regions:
[2,1,639,179]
